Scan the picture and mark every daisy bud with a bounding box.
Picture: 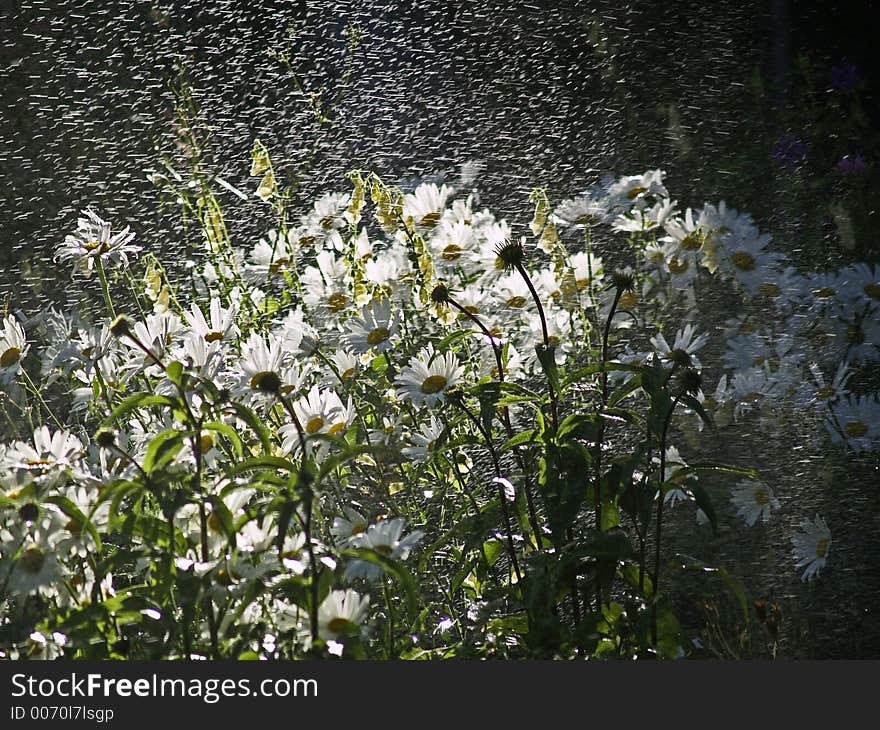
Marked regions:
[430,282,451,304]
[679,368,703,396]
[611,270,636,293]
[109,315,133,338]
[18,503,39,524]
[669,348,693,368]
[95,427,116,449]
[493,238,526,270]
[251,370,282,394]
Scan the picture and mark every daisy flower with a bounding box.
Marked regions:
[791,514,831,582]
[185,297,239,344]
[2,524,64,597]
[345,298,398,354]
[730,480,780,526]
[401,415,445,462]
[56,208,141,277]
[403,182,454,230]
[331,507,369,547]
[344,517,424,581]
[238,333,286,394]
[395,345,465,408]
[317,589,371,641]
[650,323,709,369]
[0,314,28,384]
[826,393,880,453]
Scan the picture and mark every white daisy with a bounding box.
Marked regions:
[826,393,880,453]
[395,345,465,408]
[0,314,28,384]
[317,589,370,641]
[730,480,780,526]
[791,514,831,582]
[403,182,454,230]
[401,415,445,462]
[345,298,398,354]
[185,297,239,344]
[650,323,709,369]
[344,517,424,581]
[55,208,141,277]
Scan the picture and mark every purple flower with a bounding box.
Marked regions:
[771,134,807,167]
[830,61,859,92]
[837,154,867,173]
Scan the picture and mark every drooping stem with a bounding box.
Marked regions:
[446,296,543,547]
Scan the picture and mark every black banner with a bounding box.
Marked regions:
[1,660,877,726]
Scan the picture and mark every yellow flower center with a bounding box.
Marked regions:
[341,367,355,380]
[754,489,770,506]
[680,233,702,251]
[574,214,597,225]
[619,291,638,310]
[373,544,393,555]
[844,420,868,438]
[328,422,346,436]
[730,251,756,271]
[367,327,390,346]
[306,417,325,434]
[758,282,780,298]
[326,617,355,635]
[815,537,829,558]
[83,239,109,254]
[0,347,21,368]
[20,546,45,574]
[204,331,224,343]
[626,185,647,200]
[419,212,441,228]
[200,434,214,453]
[320,215,336,229]
[350,522,367,536]
[494,256,506,271]
[738,321,754,335]
[269,257,290,275]
[667,256,689,274]
[740,391,762,403]
[812,286,836,299]
[441,244,462,260]
[298,235,316,247]
[421,375,448,394]
[505,296,527,308]
[65,518,82,536]
[327,293,348,312]
[864,283,880,300]
[816,385,835,399]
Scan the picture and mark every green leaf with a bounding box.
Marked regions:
[206,495,234,540]
[45,495,102,551]
[103,392,177,428]
[202,420,244,460]
[229,455,300,476]
[166,360,184,388]
[142,429,185,474]
[501,429,538,452]
[690,483,718,534]
[679,393,715,432]
[227,402,272,453]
